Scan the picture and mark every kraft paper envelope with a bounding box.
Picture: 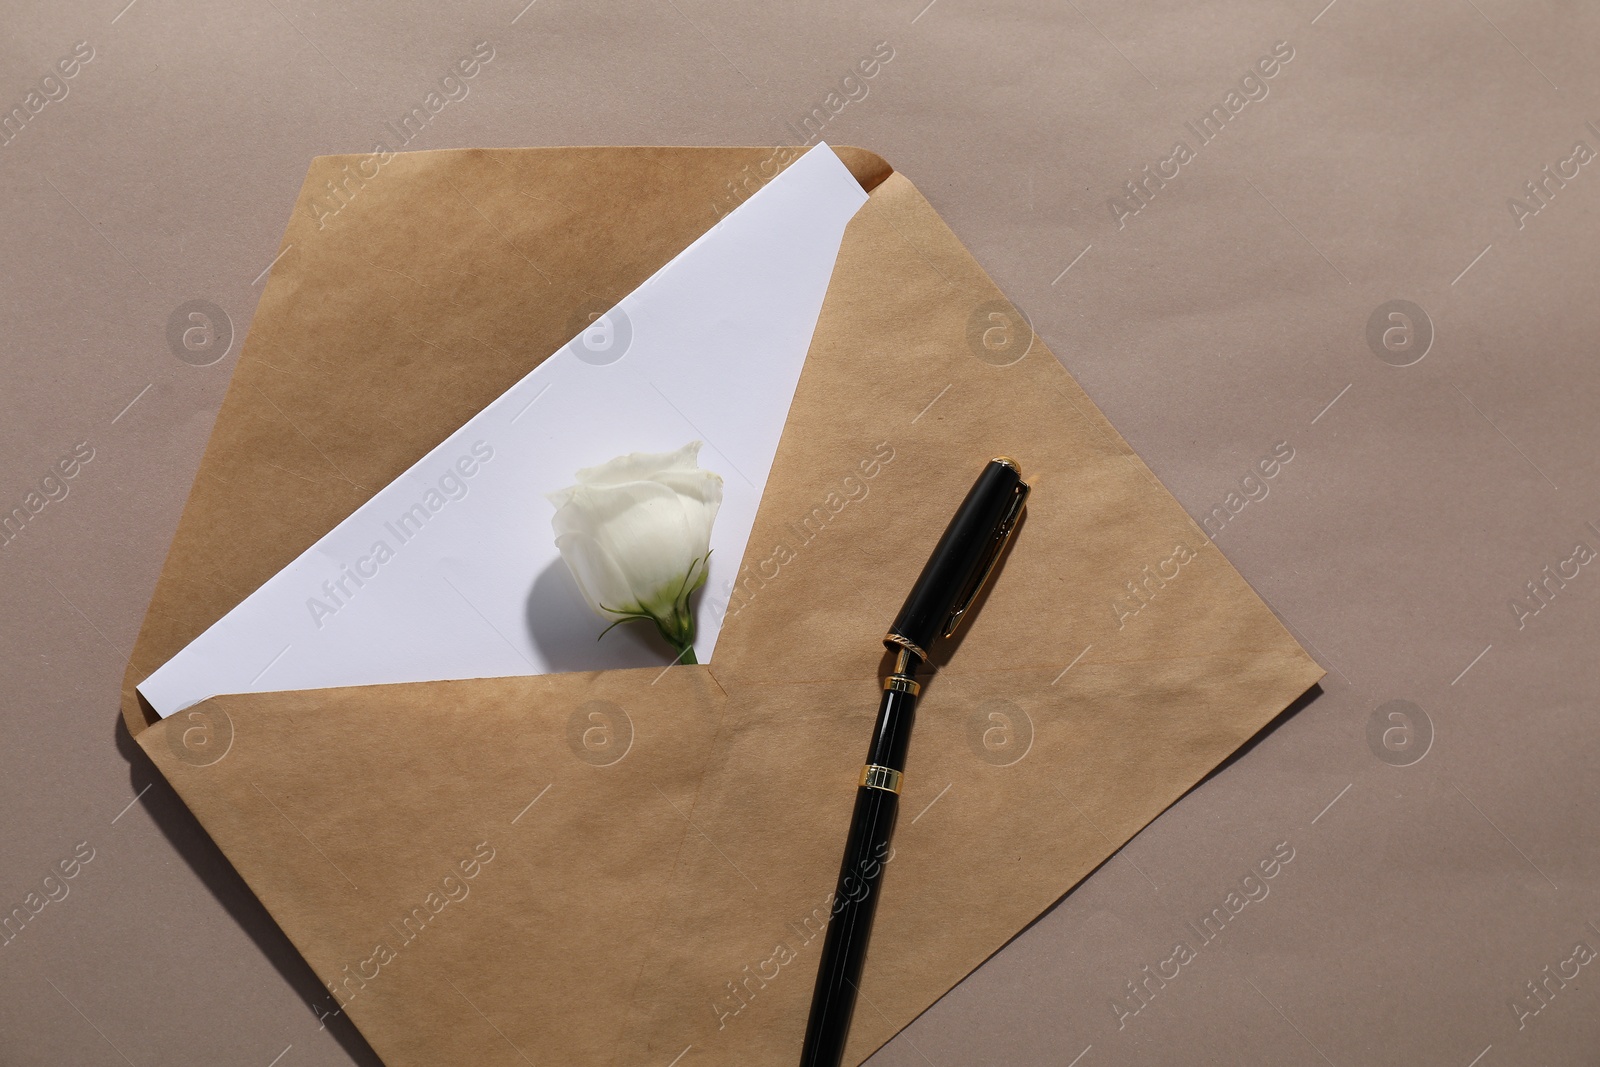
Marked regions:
[120,146,1323,1067]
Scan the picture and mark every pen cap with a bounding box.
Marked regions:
[885,458,1028,659]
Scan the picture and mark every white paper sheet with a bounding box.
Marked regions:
[139,144,868,717]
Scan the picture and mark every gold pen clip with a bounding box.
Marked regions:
[941,464,1030,639]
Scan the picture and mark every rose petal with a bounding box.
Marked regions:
[573,441,702,486]
[552,529,641,618]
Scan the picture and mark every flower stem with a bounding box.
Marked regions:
[675,643,698,665]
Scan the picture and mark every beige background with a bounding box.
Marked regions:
[1,1,1596,1066]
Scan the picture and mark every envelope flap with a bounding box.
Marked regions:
[712,170,1316,693]
[140,666,730,1067]
[121,146,891,736]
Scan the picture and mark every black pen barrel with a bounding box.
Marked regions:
[799,684,916,1067]
[799,459,1027,1066]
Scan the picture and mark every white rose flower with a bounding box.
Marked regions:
[547,441,723,663]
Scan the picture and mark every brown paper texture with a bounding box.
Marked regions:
[121,146,1320,1066]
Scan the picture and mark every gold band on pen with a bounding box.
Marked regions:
[883,632,928,661]
[859,764,903,794]
[883,674,921,697]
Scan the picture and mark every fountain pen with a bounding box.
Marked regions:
[798,457,1030,1067]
